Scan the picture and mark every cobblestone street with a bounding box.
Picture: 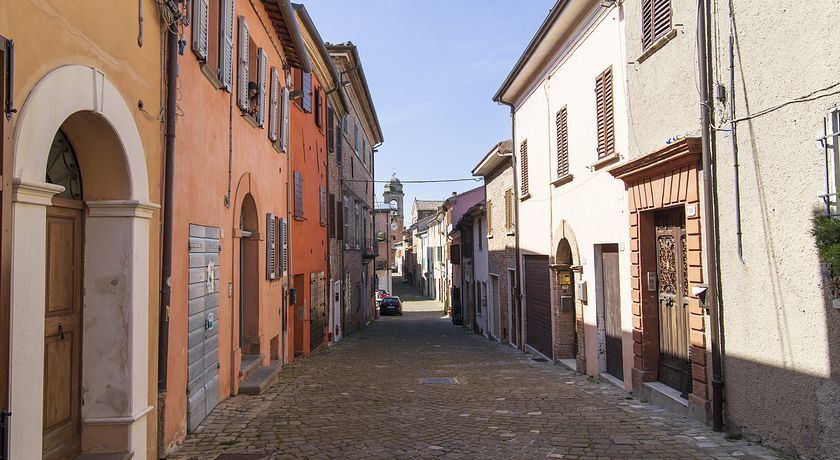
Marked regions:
[172,282,778,460]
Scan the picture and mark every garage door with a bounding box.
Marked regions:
[524,255,552,358]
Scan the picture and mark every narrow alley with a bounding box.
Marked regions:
[172,278,776,460]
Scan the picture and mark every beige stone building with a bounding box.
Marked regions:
[0,1,164,457]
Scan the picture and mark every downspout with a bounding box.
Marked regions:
[498,101,524,350]
[697,0,724,432]
[728,0,743,262]
[157,4,179,447]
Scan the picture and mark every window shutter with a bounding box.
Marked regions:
[314,87,322,127]
[191,0,209,61]
[505,188,513,230]
[520,140,529,195]
[556,107,569,177]
[255,49,267,127]
[329,193,336,238]
[319,186,326,225]
[269,67,279,142]
[596,67,614,159]
[326,108,335,153]
[281,87,290,152]
[294,171,303,218]
[336,117,343,163]
[279,217,288,275]
[642,0,672,50]
[237,16,249,111]
[220,0,235,90]
[266,213,276,280]
[302,71,312,112]
[337,197,344,240]
[486,201,493,235]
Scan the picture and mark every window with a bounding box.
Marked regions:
[319,186,327,226]
[353,122,359,152]
[355,202,362,246]
[192,0,235,90]
[326,107,335,152]
[486,201,493,237]
[642,0,672,50]
[520,140,529,196]
[505,188,514,231]
[343,196,350,242]
[268,67,279,142]
[329,193,336,238]
[300,70,312,113]
[556,107,569,177]
[595,67,615,159]
[236,16,265,125]
[293,171,303,218]
[314,86,322,128]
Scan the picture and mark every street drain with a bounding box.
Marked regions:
[419,377,459,384]
[530,357,548,363]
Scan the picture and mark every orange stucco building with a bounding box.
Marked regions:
[160,0,310,453]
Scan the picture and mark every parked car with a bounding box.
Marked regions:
[375,289,389,307]
[379,296,402,316]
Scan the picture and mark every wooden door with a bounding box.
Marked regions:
[601,244,623,380]
[655,208,691,397]
[293,274,305,356]
[524,255,552,358]
[43,200,83,459]
[309,272,325,351]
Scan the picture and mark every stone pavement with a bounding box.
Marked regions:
[171,283,779,459]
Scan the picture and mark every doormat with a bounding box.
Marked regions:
[530,357,548,363]
[419,377,459,384]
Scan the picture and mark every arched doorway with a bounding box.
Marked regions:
[239,194,260,355]
[9,65,156,458]
[43,129,85,459]
[554,238,577,359]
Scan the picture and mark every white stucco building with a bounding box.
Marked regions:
[494,0,634,386]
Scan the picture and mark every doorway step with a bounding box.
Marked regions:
[239,354,263,383]
[239,361,281,395]
[75,453,132,459]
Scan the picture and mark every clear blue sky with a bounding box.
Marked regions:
[303,0,555,219]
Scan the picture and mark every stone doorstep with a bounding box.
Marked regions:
[75,453,132,460]
[239,354,263,382]
[639,381,689,417]
[239,360,281,395]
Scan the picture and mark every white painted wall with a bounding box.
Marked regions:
[472,212,490,337]
[512,4,634,386]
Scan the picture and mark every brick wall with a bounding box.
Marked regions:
[485,162,517,343]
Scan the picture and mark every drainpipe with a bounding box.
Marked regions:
[696,0,724,432]
[727,0,743,262]
[498,101,524,350]
[158,4,179,395]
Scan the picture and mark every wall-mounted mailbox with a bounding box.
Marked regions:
[646,272,657,292]
[560,295,574,311]
[575,281,587,303]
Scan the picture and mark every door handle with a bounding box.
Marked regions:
[58,322,65,340]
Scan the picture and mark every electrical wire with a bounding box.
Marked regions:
[342,178,483,184]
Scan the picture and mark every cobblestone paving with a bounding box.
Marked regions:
[172,284,780,460]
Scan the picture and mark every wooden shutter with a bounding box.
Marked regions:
[220,0,235,90]
[329,193,336,238]
[642,0,672,50]
[596,67,614,159]
[335,117,343,162]
[294,171,303,218]
[266,213,276,280]
[314,87,322,127]
[319,186,326,225]
[269,67,279,142]
[556,107,569,177]
[192,0,209,61]
[326,108,335,153]
[486,201,493,236]
[302,71,312,112]
[280,87,290,152]
[505,188,513,230]
[256,48,267,127]
[237,16,249,110]
[279,217,288,275]
[520,140,529,196]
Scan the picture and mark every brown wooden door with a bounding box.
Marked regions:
[43,200,83,459]
[309,272,325,351]
[524,255,552,358]
[293,274,305,356]
[654,208,691,397]
[601,244,623,380]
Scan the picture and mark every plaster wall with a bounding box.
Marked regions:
[163,0,290,451]
[623,0,700,157]
[709,1,840,456]
[472,212,490,337]
[512,4,634,385]
[0,1,163,456]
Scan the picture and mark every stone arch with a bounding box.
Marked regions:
[8,65,155,458]
[551,220,586,372]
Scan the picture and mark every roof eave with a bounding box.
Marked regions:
[278,0,312,73]
[292,3,349,110]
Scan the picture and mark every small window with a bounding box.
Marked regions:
[595,67,615,159]
[642,0,672,51]
[505,188,514,231]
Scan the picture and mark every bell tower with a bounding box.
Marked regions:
[382,174,404,220]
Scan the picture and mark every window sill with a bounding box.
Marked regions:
[241,112,260,128]
[634,28,679,65]
[591,152,621,171]
[520,192,531,202]
[200,63,224,90]
[551,174,574,187]
[505,231,516,237]
[293,215,305,222]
